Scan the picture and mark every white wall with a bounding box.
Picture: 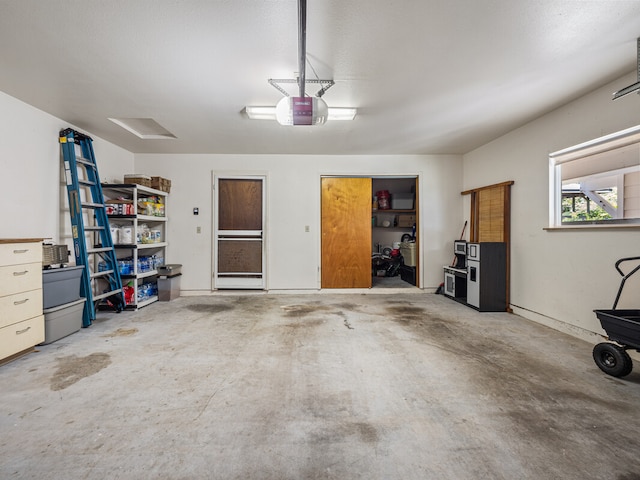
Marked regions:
[0,91,134,247]
[134,154,463,292]
[4,69,638,341]
[463,72,640,339]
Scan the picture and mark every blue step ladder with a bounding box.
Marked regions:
[59,128,124,326]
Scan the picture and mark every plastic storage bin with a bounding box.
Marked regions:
[42,266,83,308]
[391,193,415,210]
[158,274,181,301]
[41,298,85,344]
[157,264,182,276]
[400,242,416,267]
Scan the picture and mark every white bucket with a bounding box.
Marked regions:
[109,226,119,244]
[120,226,134,244]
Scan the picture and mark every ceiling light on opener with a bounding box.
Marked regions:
[245,104,357,122]
[245,0,356,126]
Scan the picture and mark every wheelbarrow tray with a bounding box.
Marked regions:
[594,309,640,350]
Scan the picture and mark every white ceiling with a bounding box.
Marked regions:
[1,0,640,155]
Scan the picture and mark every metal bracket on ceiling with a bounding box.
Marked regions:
[268,78,335,98]
[613,37,640,100]
[266,0,336,100]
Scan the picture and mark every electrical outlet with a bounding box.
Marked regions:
[196,226,201,234]
[305,225,310,232]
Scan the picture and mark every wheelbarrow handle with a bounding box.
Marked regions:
[612,256,640,309]
[614,256,640,277]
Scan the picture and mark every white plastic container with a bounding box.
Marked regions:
[109,226,119,244]
[391,193,415,210]
[119,226,133,244]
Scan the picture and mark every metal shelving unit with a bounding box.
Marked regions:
[101,183,168,309]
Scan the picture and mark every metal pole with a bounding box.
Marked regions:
[637,37,640,85]
[298,0,307,97]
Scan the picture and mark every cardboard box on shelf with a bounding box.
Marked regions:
[123,174,152,187]
[151,177,171,193]
[396,214,416,227]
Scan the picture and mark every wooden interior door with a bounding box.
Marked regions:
[215,177,265,289]
[321,177,372,288]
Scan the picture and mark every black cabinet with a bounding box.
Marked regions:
[466,242,506,312]
[399,265,416,286]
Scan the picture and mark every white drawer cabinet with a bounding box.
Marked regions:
[0,263,42,296]
[0,316,44,360]
[0,289,43,329]
[0,239,44,362]
[0,243,41,266]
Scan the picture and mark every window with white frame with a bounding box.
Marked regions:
[549,125,640,226]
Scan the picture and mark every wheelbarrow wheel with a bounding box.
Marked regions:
[592,343,633,377]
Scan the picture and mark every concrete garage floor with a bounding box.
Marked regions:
[1,293,640,479]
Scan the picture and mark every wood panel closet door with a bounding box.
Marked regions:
[321,177,371,288]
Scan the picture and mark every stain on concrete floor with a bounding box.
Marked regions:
[351,421,379,443]
[283,318,325,330]
[386,304,427,319]
[186,303,235,314]
[281,303,331,317]
[103,328,138,337]
[617,473,640,480]
[4,293,639,479]
[310,421,379,445]
[386,300,638,469]
[50,353,111,391]
[333,302,361,312]
[186,297,281,318]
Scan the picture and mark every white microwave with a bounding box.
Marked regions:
[454,240,467,255]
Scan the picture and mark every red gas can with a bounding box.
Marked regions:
[377,190,390,210]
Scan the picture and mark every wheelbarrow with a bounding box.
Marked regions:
[592,256,640,377]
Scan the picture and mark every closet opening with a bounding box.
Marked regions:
[371,176,419,289]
